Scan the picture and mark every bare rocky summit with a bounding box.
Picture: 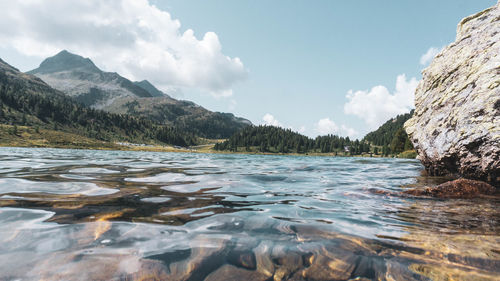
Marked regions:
[28,51,251,138]
[405,3,500,187]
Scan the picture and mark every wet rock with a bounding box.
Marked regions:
[384,260,425,281]
[291,246,358,281]
[403,178,497,198]
[409,262,500,281]
[404,3,500,187]
[253,242,275,278]
[270,245,304,280]
[204,264,270,281]
[227,250,256,270]
[166,235,228,280]
[123,259,171,281]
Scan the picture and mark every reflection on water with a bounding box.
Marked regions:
[0,147,498,280]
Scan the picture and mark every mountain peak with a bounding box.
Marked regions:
[0,57,20,73]
[133,80,167,97]
[29,50,100,74]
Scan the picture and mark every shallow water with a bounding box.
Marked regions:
[0,147,498,280]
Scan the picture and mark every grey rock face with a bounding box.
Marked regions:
[405,3,500,186]
[28,50,153,108]
[26,50,252,138]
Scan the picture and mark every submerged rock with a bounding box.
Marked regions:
[403,178,497,198]
[404,3,500,187]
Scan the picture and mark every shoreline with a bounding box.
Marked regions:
[0,143,414,159]
[0,124,416,158]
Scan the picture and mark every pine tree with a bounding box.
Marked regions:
[382,144,389,156]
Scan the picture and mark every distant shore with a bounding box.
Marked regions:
[0,124,416,158]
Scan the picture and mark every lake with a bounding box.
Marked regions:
[0,147,498,280]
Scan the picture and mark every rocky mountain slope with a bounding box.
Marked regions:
[28,50,154,108]
[28,51,251,138]
[0,57,196,146]
[405,3,500,186]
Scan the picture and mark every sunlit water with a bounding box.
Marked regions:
[0,147,498,280]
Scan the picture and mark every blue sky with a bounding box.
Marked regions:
[0,0,496,138]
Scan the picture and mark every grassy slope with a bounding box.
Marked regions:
[0,124,192,152]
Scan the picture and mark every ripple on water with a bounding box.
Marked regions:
[125,172,206,183]
[0,178,118,196]
[140,197,171,203]
[69,167,120,174]
[0,148,498,280]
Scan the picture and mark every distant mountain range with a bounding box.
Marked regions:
[28,50,251,138]
[1,50,414,154]
[0,57,196,146]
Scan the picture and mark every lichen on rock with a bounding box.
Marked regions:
[405,2,500,187]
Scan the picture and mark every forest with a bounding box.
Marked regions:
[215,125,370,154]
[0,57,414,154]
[215,116,415,156]
[0,69,197,147]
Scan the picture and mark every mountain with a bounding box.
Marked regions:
[363,110,414,155]
[27,50,153,107]
[363,110,414,146]
[0,57,196,147]
[133,80,166,97]
[28,51,251,138]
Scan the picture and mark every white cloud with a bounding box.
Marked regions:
[261,114,307,135]
[344,74,418,130]
[211,89,233,99]
[0,0,247,97]
[315,118,339,135]
[262,114,282,127]
[314,118,358,138]
[340,125,358,139]
[419,46,444,66]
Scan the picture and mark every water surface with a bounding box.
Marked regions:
[0,147,498,280]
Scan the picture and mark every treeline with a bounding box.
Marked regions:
[175,112,251,139]
[215,116,416,157]
[124,100,250,140]
[0,68,197,147]
[363,111,413,146]
[214,125,371,154]
[362,110,414,155]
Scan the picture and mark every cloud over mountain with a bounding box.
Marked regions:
[344,74,418,130]
[315,118,338,135]
[0,0,247,97]
[262,113,282,127]
[314,118,358,138]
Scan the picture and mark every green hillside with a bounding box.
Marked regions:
[362,110,414,156]
[214,125,370,155]
[215,111,416,158]
[0,58,196,147]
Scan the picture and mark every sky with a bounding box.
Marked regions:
[0,0,496,138]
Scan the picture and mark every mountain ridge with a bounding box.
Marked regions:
[0,57,197,146]
[27,50,251,138]
[133,80,167,97]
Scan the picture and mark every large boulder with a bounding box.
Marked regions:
[405,3,500,187]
